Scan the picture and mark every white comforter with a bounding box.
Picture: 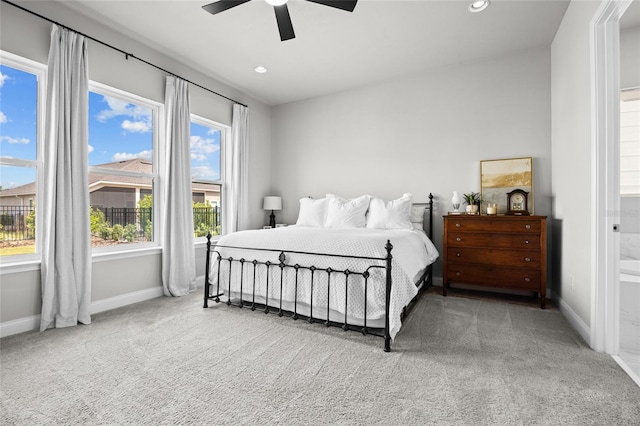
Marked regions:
[208,226,439,339]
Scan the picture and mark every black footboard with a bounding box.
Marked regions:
[204,239,396,351]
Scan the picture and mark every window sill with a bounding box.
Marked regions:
[0,257,41,275]
[1,239,219,275]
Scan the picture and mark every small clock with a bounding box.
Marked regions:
[506,189,530,215]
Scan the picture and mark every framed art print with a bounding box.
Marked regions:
[480,157,534,215]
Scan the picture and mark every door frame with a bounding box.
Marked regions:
[590,0,632,354]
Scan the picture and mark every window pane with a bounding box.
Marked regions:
[192,183,221,237]
[0,65,37,161]
[90,175,154,247]
[0,166,36,255]
[1,62,39,258]
[191,121,222,237]
[88,88,156,249]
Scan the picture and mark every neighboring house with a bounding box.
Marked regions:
[0,158,221,208]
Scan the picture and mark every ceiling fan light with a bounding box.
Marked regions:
[469,0,490,13]
[265,0,288,6]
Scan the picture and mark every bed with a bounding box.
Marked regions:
[204,193,438,351]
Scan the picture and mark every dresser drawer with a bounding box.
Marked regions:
[447,247,541,268]
[447,232,540,249]
[446,218,541,233]
[447,263,541,290]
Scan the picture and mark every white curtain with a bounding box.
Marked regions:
[40,25,91,331]
[225,104,250,233]
[161,76,196,296]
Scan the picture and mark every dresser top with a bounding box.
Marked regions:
[444,214,547,219]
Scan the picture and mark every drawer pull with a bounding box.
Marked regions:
[456,237,462,242]
[525,224,531,230]
[456,272,461,276]
[524,240,530,244]
[525,257,531,262]
[524,277,531,282]
[456,253,461,257]
[455,223,461,227]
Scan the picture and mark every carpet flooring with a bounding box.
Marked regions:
[1,288,639,425]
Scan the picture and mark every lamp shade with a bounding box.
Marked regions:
[263,196,282,211]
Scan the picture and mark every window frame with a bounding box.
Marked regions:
[0,51,46,266]
[88,81,163,254]
[190,113,228,243]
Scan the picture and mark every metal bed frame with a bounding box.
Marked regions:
[204,193,434,352]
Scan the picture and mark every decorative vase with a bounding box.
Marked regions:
[452,191,461,212]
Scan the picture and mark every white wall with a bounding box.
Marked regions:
[0,0,272,328]
[271,47,553,280]
[550,0,601,328]
[621,26,640,90]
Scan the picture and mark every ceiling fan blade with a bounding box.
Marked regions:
[274,4,295,41]
[202,0,252,15]
[304,0,358,12]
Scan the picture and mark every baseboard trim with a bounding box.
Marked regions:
[0,315,41,339]
[612,355,640,388]
[90,286,164,315]
[553,290,591,345]
[1,286,164,338]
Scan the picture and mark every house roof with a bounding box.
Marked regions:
[0,158,219,197]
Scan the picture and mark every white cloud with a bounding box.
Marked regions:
[121,120,151,133]
[192,166,219,181]
[0,72,8,88]
[112,150,152,162]
[0,135,30,144]
[95,94,152,134]
[88,144,94,153]
[190,135,220,162]
[0,112,7,123]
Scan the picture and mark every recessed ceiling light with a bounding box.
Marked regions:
[265,0,288,6]
[254,66,268,74]
[469,0,490,13]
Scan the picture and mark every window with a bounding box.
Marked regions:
[88,82,160,249]
[190,116,225,238]
[621,88,640,196]
[0,52,45,259]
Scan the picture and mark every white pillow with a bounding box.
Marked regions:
[325,195,371,228]
[295,197,329,227]
[366,193,413,230]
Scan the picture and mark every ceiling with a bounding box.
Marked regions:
[63,0,573,106]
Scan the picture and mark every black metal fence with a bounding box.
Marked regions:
[0,206,35,241]
[0,205,221,242]
[93,205,221,239]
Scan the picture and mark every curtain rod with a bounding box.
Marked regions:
[1,0,248,108]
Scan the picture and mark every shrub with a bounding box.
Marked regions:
[123,224,138,242]
[112,224,124,241]
[97,223,112,240]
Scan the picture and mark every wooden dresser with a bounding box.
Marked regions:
[443,215,547,308]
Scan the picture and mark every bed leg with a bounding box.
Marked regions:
[203,233,212,308]
[384,240,393,353]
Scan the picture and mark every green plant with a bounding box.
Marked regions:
[90,208,108,234]
[112,224,124,241]
[26,205,36,233]
[97,223,112,240]
[123,224,138,242]
[463,192,482,205]
[194,222,210,238]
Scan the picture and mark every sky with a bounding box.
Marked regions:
[0,64,221,189]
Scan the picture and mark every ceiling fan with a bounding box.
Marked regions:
[202,0,358,42]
